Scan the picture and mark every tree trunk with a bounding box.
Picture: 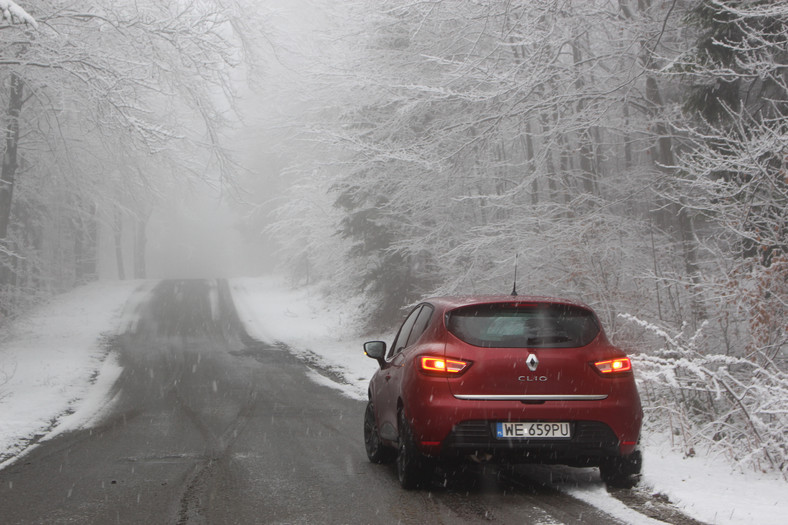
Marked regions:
[75,204,98,283]
[572,41,598,198]
[523,120,538,206]
[0,73,24,243]
[622,101,633,170]
[114,210,126,280]
[133,214,148,279]
[541,112,561,205]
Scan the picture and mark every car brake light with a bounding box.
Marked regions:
[594,357,632,374]
[419,356,470,375]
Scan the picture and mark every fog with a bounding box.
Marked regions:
[132,0,339,281]
[145,191,256,279]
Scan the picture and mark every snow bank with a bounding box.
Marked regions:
[640,434,785,525]
[0,280,143,467]
[229,276,379,400]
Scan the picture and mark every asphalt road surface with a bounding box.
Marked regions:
[0,279,701,524]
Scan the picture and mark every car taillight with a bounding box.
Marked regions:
[419,356,470,376]
[594,357,632,374]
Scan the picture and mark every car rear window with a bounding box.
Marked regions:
[446,303,599,348]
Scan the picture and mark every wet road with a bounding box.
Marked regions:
[0,279,684,524]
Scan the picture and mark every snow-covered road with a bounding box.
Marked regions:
[0,277,784,524]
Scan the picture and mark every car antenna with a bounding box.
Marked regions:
[511,253,518,296]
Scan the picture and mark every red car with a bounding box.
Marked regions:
[363,296,643,489]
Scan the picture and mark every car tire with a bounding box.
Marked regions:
[397,413,434,490]
[600,449,642,488]
[364,401,395,464]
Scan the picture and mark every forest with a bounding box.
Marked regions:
[2,1,786,477]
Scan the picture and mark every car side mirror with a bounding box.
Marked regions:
[364,341,387,367]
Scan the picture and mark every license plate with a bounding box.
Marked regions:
[496,422,571,439]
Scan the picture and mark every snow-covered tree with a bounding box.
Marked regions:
[269,0,698,329]
[0,0,258,312]
[670,0,788,365]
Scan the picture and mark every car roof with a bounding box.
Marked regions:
[423,295,593,312]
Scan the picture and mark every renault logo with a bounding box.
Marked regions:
[525,353,539,372]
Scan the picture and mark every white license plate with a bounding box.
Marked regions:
[496,422,571,439]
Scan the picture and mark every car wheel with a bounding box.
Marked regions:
[364,401,395,464]
[600,449,642,488]
[396,412,434,490]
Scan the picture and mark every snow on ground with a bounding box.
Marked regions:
[229,276,380,401]
[0,275,785,524]
[0,279,149,468]
[638,435,785,525]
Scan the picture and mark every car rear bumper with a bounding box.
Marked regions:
[437,419,620,466]
[405,394,642,462]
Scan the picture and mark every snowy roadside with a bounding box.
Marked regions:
[228,277,380,401]
[229,276,787,525]
[0,280,151,469]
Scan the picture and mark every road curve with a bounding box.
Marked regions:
[0,279,680,524]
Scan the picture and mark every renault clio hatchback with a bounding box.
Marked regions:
[363,296,643,489]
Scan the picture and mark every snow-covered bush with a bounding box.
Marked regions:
[623,314,788,479]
